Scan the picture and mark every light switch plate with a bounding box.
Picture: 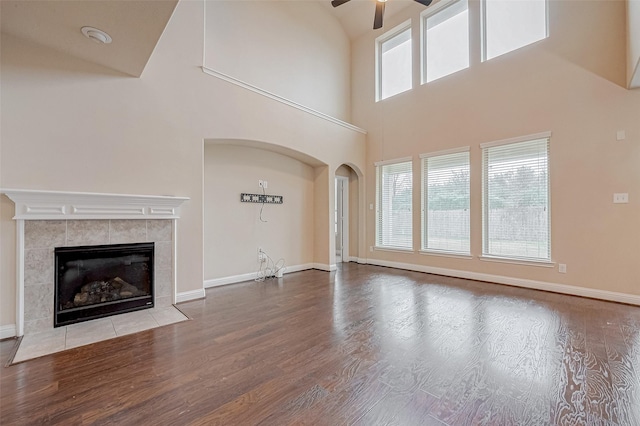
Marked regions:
[616,130,626,141]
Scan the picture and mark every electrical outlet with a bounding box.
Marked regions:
[559,264,567,273]
[613,193,629,204]
[263,180,268,189]
[258,180,264,188]
[258,247,265,262]
[369,246,373,252]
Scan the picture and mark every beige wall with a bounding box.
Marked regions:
[0,197,16,327]
[0,1,366,331]
[204,144,315,279]
[313,166,331,267]
[352,0,640,295]
[205,0,351,121]
[629,0,640,87]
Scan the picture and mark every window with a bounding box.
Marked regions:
[482,133,550,262]
[376,159,413,249]
[482,0,547,61]
[376,22,412,101]
[422,0,469,83]
[421,148,470,254]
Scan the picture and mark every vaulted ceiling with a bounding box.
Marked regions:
[0,0,417,77]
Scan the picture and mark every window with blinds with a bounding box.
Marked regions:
[376,160,413,249]
[421,148,470,254]
[482,134,550,261]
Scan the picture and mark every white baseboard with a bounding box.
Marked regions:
[205,272,256,288]
[0,324,17,339]
[287,263,316,273]
[313,263,337,272]
[365,258,640,306]
[176,289,206,303]
[204,263,316,288]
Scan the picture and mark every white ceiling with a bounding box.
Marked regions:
[0,0,178,77]
[0,0,421,77]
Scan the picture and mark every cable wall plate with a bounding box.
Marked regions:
[240,193,284,204]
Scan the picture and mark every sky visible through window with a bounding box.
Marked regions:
[484,0,547,60]
[425,1,469,83]
[380,28,412,100]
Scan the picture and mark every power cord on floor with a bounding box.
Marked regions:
[255,249,285,282]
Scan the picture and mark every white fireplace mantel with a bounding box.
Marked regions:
[1,188,190,220]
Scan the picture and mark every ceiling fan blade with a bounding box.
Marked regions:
[331,0,351,7]
[373,1,385,29]
[414,0,433,6]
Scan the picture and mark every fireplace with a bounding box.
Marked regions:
[2,189,188,337]
[55,242,155,327]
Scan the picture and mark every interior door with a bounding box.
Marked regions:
[335,178,343,263]
[335,177,349,263]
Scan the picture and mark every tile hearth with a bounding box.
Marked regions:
[12,306,188,364]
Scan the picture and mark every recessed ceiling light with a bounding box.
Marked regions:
[81,26,112,44]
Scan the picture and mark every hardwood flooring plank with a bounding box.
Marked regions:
[352,387,418,426]
[550,309,589,426]
[256,384,330,425]
[585,322,617,424]
[604,322,640,426]
[391,389,443,426]
[296,366,392,425]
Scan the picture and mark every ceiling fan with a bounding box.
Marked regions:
[331,0,433,30]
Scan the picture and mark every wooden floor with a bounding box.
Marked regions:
[2,264,640,425]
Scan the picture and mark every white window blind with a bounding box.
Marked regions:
[422,149,470,254]
[376,160,413,249]
[423,0,469,83]
[482,136,550,261]
[377,24,412,101]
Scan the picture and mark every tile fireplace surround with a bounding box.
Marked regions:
[2,189,189,338]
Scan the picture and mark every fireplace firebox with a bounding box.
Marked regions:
[54,242,154,327]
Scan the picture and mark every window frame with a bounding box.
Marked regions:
[481,132,552,265]
[420,0,470,85]
[375,20,413,102]
[481,0,549,62]
[420,146,471,257]
[375,157,414,251]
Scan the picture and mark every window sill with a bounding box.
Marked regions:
[479,255,555,268]
[374,246,415,254]
[420,250,473,260]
